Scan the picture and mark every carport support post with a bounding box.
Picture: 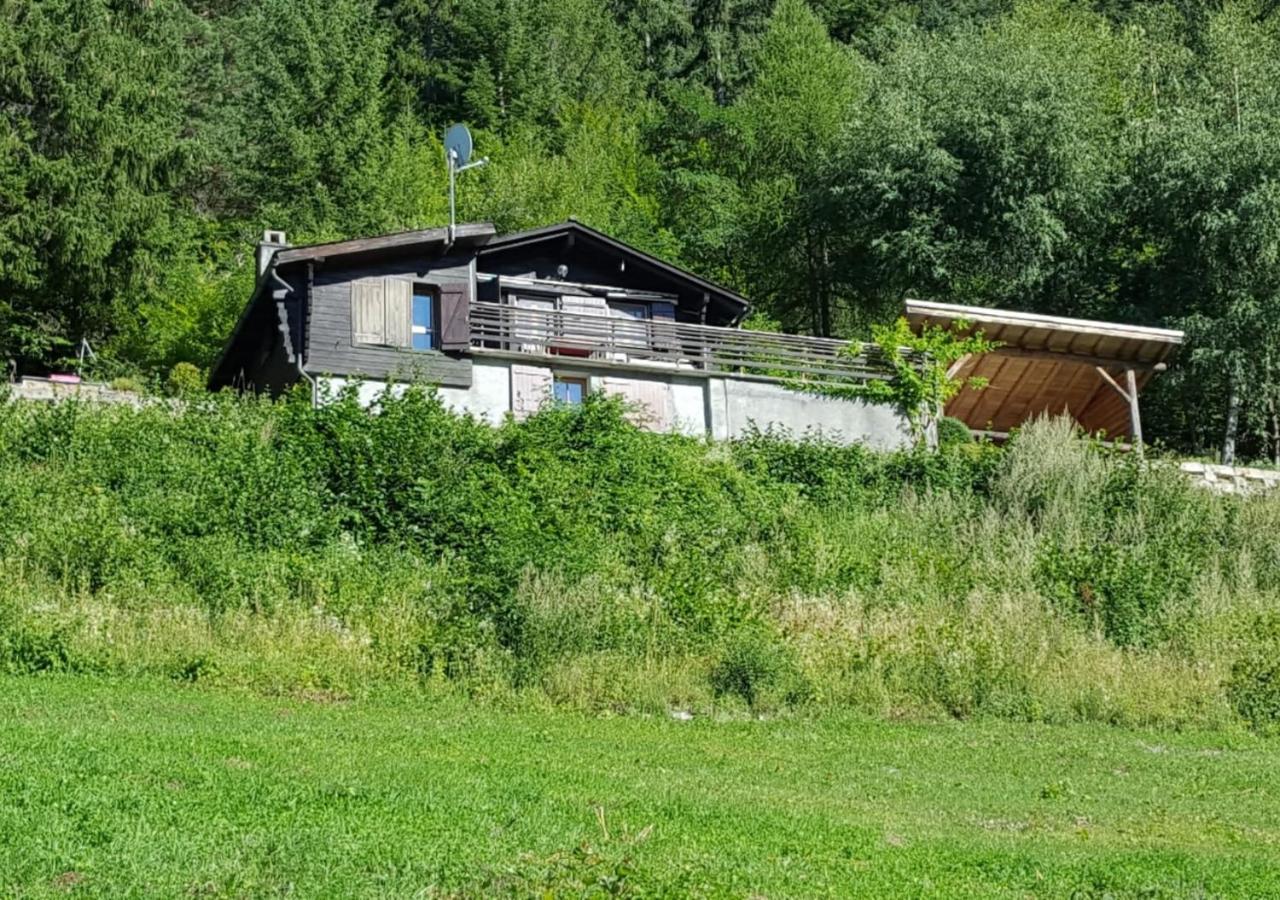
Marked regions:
[1125,368,1143,454]
[1094,366,1145,457]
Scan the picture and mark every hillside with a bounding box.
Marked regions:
[2,390,1278,732]
[4,0,1280,459]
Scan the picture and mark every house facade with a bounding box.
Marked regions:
[210,221,912,449]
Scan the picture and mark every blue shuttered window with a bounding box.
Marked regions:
[412,293,435,351]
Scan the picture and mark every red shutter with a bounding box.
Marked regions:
[439,281,471,350]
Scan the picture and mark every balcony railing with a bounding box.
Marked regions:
[468,302,899,388]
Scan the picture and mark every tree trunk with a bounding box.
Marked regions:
[1222,369,1240,465]
[818,232,832,338]
[1270,395,1280,466]
[806,229,820,336]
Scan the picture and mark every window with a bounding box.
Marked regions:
[352,278,438,350]
[553,375,588,405]
[412,291,436,350]
[608,301,649,321]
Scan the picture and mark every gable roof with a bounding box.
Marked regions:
[906,299,1184,439]
[209,219,752,390]
[479,220,750,324]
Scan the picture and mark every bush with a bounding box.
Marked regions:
[110,375,147,394]
[936,416,973,449]
[709,627,808,710]
[0,391,1276,726]
[166,361,206,397]
[1227,614,1280,733]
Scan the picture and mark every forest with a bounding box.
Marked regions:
[3,0,1280,460]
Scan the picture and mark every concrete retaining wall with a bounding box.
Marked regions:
[708,376,912,450]
[318,354,914,449]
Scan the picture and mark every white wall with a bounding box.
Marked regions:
[437,358,511,426]
[708,377,912,450]
[317,356,912,449]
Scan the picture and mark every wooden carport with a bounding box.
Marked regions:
[905,300,1184,444]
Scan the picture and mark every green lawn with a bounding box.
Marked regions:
[1,677,1277,898]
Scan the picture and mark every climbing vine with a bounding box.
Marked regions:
[820,318,997,445]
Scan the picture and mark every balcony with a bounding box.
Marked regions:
[467,302,896,389]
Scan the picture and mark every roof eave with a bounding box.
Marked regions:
[481,220,751,314]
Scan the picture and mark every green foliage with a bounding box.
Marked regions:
[1227,612,1280,733]
[709,625,808,709]
[2,0,1280,459]
[825,317,996,443]
[1,398,1276,728]
[936,415,974,448]
[165,362,205,398]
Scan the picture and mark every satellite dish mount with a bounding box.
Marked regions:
[444,123,488,243]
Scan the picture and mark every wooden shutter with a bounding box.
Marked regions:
[600,377,672,430]
[511,364,553,418]
[439,280,471,350]
[560,295,608,317]
[352,278,386,345]
[384,278,413,349]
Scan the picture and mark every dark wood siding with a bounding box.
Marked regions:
[305,256,474,387]
[210,267,305,394]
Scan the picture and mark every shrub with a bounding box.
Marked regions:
[166,361,205,397]
[936,416,973,449]
[709,626,808,710]
[0,391,1277,726]
[0,611,76,675]
[110,375,147,394]
[1227,613,1280,733]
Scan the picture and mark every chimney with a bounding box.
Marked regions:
[257,229,288,276]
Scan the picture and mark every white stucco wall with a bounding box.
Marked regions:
[317,376,406,407]
[317,358,512,425]
[437,357,511,426]
[316,355,912,449]
[709,377,912,450]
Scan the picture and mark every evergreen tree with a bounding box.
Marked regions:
[0,0,207,374]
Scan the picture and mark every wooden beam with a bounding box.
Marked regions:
[1094,366,1132,402]
[1126,367,1144,453]
[945,354,972,380]
[994,346,1167,372]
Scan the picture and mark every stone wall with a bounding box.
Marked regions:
[1179,461,1280,495]
[6,378,145,407]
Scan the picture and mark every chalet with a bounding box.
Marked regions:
[210,221,1183,447]
[210,221,914,448]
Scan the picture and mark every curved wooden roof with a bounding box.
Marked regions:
[905,300,1184,439]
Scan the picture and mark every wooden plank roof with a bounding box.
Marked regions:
[905,300,1184,439]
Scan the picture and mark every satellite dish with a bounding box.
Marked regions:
[444,123,473,166]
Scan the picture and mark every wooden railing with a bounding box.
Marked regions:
[468,302,899,387]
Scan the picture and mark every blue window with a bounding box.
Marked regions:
[553,376,586,405]
[412,292,435,350]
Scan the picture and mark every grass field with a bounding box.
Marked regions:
[1,677,1277,898]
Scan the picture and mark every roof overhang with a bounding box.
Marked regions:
[274,222,495,266]
[905,299,1184,439]
[478,220,750,325]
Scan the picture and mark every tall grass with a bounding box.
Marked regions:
[1,386,1277,729]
